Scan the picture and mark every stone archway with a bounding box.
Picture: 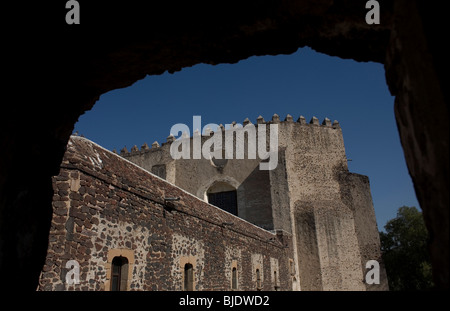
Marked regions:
[1,1,448,290]
[197,176,241,201]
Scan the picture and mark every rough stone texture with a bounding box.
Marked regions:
[1,0,447,290]
[338,173,389,290]
[38,136,294,291]
[123,131,275,230]
[97,115,387,291]
[384,0,449,289]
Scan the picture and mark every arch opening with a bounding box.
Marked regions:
[111,256,129,291]
[206,181,238,216]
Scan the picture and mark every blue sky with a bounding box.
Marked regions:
[74,46,420,231]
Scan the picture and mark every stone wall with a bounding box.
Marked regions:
[338,172,389,291]
[277,117,386,290]
[122,120,279,230]
[120,114,388,290]
[38,136,294,291]
[122,115,346,233]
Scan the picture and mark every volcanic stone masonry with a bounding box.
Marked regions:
[38,114,388,291]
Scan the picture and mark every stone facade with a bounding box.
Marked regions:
[38,114,388,291]
[38,135,294,291]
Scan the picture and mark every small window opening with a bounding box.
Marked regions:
[184,263,194,291]
[207,182,238,216]
[151,164,166,179]
[232,267,238,290]
[111,256,129,291]
[256,268,261,291]
[274,271,280,291]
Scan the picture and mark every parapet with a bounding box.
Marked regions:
[119,114,341,157]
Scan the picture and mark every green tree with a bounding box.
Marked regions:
[380,206,434,290]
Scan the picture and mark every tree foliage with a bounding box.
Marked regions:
[380,206,434,290]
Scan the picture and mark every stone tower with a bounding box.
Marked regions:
[121,113,388,290]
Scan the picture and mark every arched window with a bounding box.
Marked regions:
[184,263,194,291]
[273,270,280,291]
[231,267,238,290]
[207,182,238,216]
[111,256,129,291]
[256,269,261,291]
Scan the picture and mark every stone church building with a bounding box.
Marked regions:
[37,114,388,291]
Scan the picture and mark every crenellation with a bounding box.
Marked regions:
[332,120,341,129]
[131,145,139,154]
[271,113,280,123]
[310,116,319,125]
[166,134,175,143]
[322,117,332,127]
[285,114,294,122]
[120,147,128,156]
[120,115,345,158]
[297,115,306,124]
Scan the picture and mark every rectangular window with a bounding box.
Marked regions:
[232,267,238,290]
[184,263,194,291]
[151,164,166,180]
[208,190,238,216]
[111,256,129,291]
